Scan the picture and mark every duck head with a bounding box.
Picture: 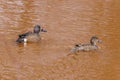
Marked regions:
[90,36,102,45]
[34,25,47,34]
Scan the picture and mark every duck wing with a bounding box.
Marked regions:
[19,31,32,38]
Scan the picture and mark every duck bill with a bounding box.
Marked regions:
[41,28,47,32]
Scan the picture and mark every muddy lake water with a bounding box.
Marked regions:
[0,0,120,80]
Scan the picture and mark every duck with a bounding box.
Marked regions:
[71,36,102,53]
[16,25,47,43]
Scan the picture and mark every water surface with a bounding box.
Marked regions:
[0,0,120,80]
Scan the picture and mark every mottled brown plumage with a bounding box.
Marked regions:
[71,36,102,53]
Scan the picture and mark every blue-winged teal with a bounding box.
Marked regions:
[16,25,47,43]
[71,36,102,53]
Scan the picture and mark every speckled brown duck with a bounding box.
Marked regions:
[71,36,102,53]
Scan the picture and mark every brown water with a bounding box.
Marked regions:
[0,0,120,80]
